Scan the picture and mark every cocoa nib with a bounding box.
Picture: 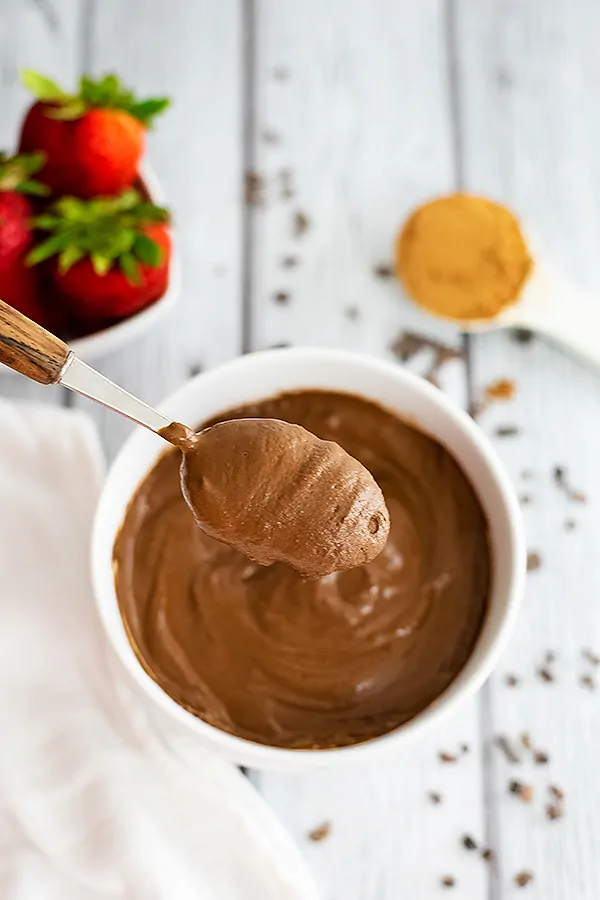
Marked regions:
[244,170,264,206]
[390,331,464,388]
[293,211,310,237]
[527,551,542,572]
[308,821,331,842]
[373,262,394,279]
[553,466,587,503]
[509,780,534,802]
[514,870,534,888]
[494,734,520,764]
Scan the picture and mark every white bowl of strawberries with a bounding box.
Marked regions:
[0,71,178,362]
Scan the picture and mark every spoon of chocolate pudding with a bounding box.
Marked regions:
[0,299,389,576]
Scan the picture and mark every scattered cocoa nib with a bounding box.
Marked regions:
[373,262,394,279]
[537,666,554,683]
[527,551,542,572]
[345,305,360,321]
[564,518,577,531]
[481,848,495,862]
[505,673,520,687]
[390,331,464,388]
[262,129,281,145]
[272,65,290,81]
[293,211,310,237]
[580,674,596,691]
[438,751,458,763]
[440,876,456,889]
[281,255,299,268]
[534,750,550,765]
[553,466,587,503]
[188,362,203,378]
[494,734,521,764]
[428,791,443,805]
[511,328,534,345]
[546,803,563,821]
[485,377,516,401]
[495,425,520,438]
[519,494,532,506]
[274,291,290,305]
[279,167,295,201]
[514,870,534,888]
[509,780,534,802]
[583,648,600,667]
[460,743,470,755]
[244,170,264,206]
[520,732,532,751]
[308,821,331,842]
[549,785,564,801]
[462,835,478,851]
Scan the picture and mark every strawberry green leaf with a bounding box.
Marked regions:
[91,253,111,276]
[46,99,86,120]
[16,180,49,196]
[26,231,75,266]
[58,245,85,273]
[128,98,170,126]
[31,214,61,229]
[133,234,163,266]
[119,252,142,285]
[21,70,67,102]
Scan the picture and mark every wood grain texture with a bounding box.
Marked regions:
[0,298,70,384]
[456,1,600,896]
[249,3,488,898]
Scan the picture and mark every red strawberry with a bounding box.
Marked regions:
[19,71,169,198]
[27,189,171,323]
[0,151,50,323]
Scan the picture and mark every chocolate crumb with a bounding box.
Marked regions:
[482,848,495,862]
[308,821,331,842]
[373,262,394,279]
[537,667,554,683]
[262,130,281,145]
[511,328,534,345]
[244,170,264,206]
[509,780,534,802]
[460,743,470,754]
[520,732,532,750]
[293,211,310,238]
[188,363,203,378]
[428,791,443,805]
[514,870,534,888]
[564,518,577,531]
[345,306,360,321]
[546,803,563,821]
[281,255,298,269]
[583,648,600,667]
[390,331,464,387]
[505,674,520,687]
[534,750,550,765]
[527,551,542,572]
[519,494,532,506]
[494,734,520,764]
[272,65,290,81]
[462,835,478,851]
[440,876,456,889]
[549,785,564,801]
[553,466,587,503]
[580,674,596,691]
[438,751,458,763]
[274,291,290,305]
[495,425,520,438]
[485,378,515,401]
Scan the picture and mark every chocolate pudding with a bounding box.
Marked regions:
[114,391,491,750]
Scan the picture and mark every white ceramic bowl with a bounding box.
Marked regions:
[92,348,525,770]
[68,163,180,362]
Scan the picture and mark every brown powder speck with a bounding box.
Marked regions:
[553,466,587,503]
[520,732,532,750]
[546,803,563,821]
[438,751,458,763]
[580,674,596,691]
[308,821,331,842]
[537,667,554,683]
[274,291,290,305]
[345,306,360,321]
[509,780,534,802]
[482,848,495,862]
[534,750,550,765]
[485,378,516,401]
[495,425,520,437]
[373,262,394,279]
[440,876,456,889]
[583,648,600,667]
[549,785,564,801]
[390,331,464,387]
[494,734,521,764]
[505,674,520,687]
[281,255,299,269]
[511,328,534,345]
[272,65,290,81]
[462,835,478,851]
[515,870,534,888]
[527,551,542,572]
[428,791,443,805]
[244,171,264,206]
[293,211,310,237]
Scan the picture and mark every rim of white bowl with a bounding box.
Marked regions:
[93,347,526,768]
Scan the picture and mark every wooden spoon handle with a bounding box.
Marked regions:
[0,298,71,385]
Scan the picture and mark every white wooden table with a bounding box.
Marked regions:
[2,1,600,896]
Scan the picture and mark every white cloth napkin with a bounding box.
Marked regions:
[0,400,319,900]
